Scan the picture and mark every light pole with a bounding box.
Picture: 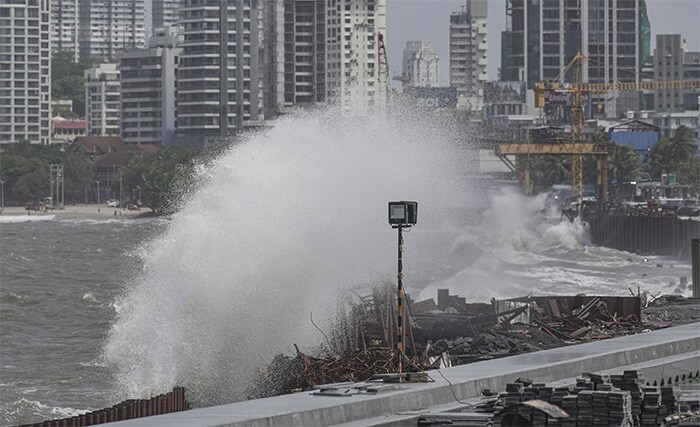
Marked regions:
[0,179,4,213]
[119,168,123,210]
[95,179,101,207]
[388,201,418,382]
[60,164,64,209]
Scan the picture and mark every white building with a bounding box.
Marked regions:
[85,63,120,136]
[325,0,387,115]
[0,0,52,145]
[402,41,438,88]
[645,34,700,112]
[176,0,264,145]
[79,0,146,59]
[264,0,326,115]
[51,0,79,62]
[152,0,181,34]
[119,28,181,146]
[449,0,487,98]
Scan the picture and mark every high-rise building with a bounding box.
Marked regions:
[646,34,700,112]
[500,0,651,117]
[119,27,182,146]
[402,41,439,88]
[0,0,52,145]
[176,0,264,145]
[325,0,387,115]
[449,0,487,97]
[85,63,120,136]
[79,0,146,59]
[51,0,79,62]
[152,0,181,34]
[265,0,326,115]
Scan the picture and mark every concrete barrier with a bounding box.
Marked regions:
[112,322,700,427]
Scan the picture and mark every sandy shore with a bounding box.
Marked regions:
[0,204,152,219]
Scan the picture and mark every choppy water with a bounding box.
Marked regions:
[0,113,692,425]
[0,217,165,425]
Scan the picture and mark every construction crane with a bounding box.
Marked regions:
[533,52,700,201]
[377,32,391,110]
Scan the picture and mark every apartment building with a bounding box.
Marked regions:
[51,0,79,61]
[402,41,439,88]
[325,0,387,115]
[176,0,264,145]
[449,0,487,97]
[85,63,120,136]
[271,0,326,113]
[645,34,700,112]
[0,0,51,145]
[119,28,181,146]
[79,0,146,59]
[152,0,181,34]
[501,0,650,117]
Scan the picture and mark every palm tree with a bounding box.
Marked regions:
[667,125,697,164]
[527,155,569,188]
[648,125,697,178]
[608,143,640,184]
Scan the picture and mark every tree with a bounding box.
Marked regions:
[62,146,95,203]
[0,143,96,205]
[529,155,570,188]
[51,52,103,117]
[668,125,697,162]
[53,75,85,117]
[119,148,205,214]
[647,125,697,179]
[607,143,641,192]
[677,158,700,196]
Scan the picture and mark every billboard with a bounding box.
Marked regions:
[484,81,526,104]
[407,86,458,110]
[546,90,590,106]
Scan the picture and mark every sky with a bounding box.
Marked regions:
[386,0,700,86]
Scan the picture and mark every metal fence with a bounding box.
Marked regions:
[19,387,187,427]
[586,215,700,260]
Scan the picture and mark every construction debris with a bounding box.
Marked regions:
[247,286,693,399]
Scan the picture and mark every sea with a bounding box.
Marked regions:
[0,112,692,425]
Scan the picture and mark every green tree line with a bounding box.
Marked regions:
[0,143,221,213]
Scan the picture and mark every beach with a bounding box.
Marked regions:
[0,204,152,219]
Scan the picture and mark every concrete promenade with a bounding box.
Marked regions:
[113,322,700,427]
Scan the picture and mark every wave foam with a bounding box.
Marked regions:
[0,215,55,223]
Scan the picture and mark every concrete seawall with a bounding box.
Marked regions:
[112,322,700,427]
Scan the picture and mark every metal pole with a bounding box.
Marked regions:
[119,169,123,210]
[50,170,54,209]
[0,180,4,212]
[397,224,404,381]
[61,163,64,208]
[55,169,60,208]
[96,180,100,206]
[693,238,700,299]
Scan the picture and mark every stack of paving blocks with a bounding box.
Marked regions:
[492,369,681,427]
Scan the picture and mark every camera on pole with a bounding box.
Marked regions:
[388,201,417,228]
[388,201,417,382]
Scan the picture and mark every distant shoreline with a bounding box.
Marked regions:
[0,204,153,219]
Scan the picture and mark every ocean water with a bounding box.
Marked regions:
[0,113,692,425]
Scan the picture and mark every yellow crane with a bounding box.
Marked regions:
[533,52,700,201]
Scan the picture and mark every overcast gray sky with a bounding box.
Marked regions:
[387,0,700,85]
